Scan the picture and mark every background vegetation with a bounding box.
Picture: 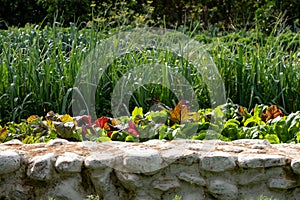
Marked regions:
[0,0,299,125]
[0,0,299,32]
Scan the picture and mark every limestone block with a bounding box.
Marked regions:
[291,158,300,174]
[55,152,83,173]
[159,145,187,164]
[46,175,86,200]
[89,168,120,200]
[133,191,156,200]
[216,145,246,153]
[0,151,21,174]
[84,152,119,169]
[200,152,236,172]
[0,184,31,200]
[238,154,287,168]
[208,179,238,200]
[232,139,271,146]
[174,153,199,165]
[152,178,180,191]
[177,172,206,186]
[27,153,56,181]
[287,188,300,200]
[238,168,265,185]
[267,178,296,189]
[123,146,162,173]
[45,138,69,147]
[167,182,206,200]
[3,139,23,145]
[115,171,143,189]
[89,168,112,191]
[238,167,284,185]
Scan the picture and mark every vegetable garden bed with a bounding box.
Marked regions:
[0,102,298,145]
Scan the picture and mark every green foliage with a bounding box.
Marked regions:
[0,0,299,32]
[247,195,279,200]
[48,195,102,200]
[172,195,182,200]
[198,27,300,114]
[0,113,81,144]
[36,0,90,25]
[2,103,300,144]
[0,21,299,126]
[0,23,101,123]
[85,195,101,200]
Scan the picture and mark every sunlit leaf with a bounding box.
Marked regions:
[22,135,34,144]
[125,135,135,142]
[110,118,119,126]
[296,132,300,143]
[96,136,111,142]
[262,105,285,122]
[169,99,190,125]
[132,107,144,125]
[59,114,73,123]
[94,116,110,129]
[244,116,264,127]
[26,115,39,122]
[264,134,280,144]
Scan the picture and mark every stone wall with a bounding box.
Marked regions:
[1,138,300,200]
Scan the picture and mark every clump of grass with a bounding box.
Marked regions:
[0,22,104,123]
[197,19,300,113]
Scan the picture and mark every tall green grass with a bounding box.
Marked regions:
[0,23,105,123]
[0,21,299,124]
[196,26,300,113]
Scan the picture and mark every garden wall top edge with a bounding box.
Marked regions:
[1,138,300,174]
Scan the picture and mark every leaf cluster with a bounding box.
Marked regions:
[1,102,300,144]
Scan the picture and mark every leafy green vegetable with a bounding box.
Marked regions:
[0,103,299,144]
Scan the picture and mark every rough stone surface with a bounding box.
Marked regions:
[238,154,287,168]
[55,152,83,173]
[27,153,56,181]
[267,178,296,189]
[208,179,238,200]
[46,138,70,147]
[200,152,236,172]
[0,151,21,174]
[177,172,206,186]
[84,152,119,169]
[152,178,180,191]
[291,158,300,174]
[123,146,162,173]
[0,139,300,199]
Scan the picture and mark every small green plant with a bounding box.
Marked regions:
[85,195,101,200]
[247,195,279,200]
[172,195,182,200]
[48,195,101,200]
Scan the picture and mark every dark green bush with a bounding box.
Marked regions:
[0,0,299,31]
